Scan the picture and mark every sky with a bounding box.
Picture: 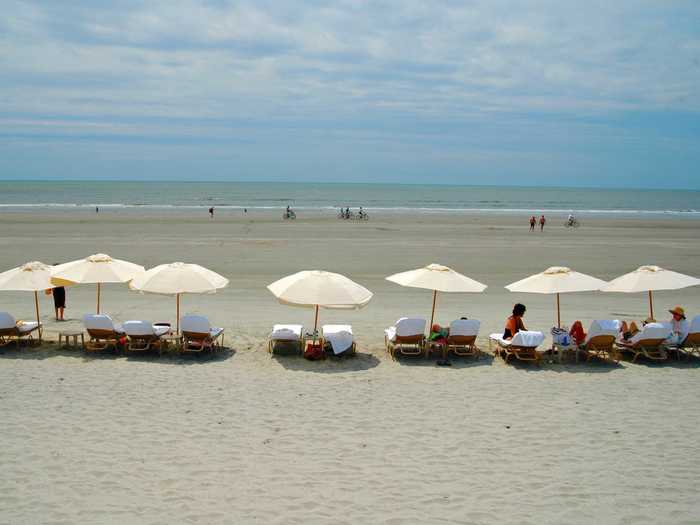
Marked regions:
[1,0,699,188]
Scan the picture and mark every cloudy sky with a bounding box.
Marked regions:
[2,0,699,187]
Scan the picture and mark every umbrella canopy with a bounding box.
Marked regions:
[129,262,229,333]
[386,263,487,293]
[51,253,145,313]
[505,266,607,327]
[600,265,700,319]
[0,261,55,341]
[0,261,54,291]
[385,263,487,332]
[267,270,372,335]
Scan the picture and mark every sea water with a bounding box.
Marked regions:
[0,181,698,216]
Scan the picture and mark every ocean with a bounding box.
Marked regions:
[0,181,698,217]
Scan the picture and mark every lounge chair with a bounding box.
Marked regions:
[0,312,41,348]
[615,323,670,363]
[446,319,481,358]
[384,317,426,358]
[490,330,545,364]
[268,324,304,355]
[181,315,225,352]
[122,320,170,352]
[321,324,355,355]
[83,314,124,351]
[663,315,699,359]
[578,320,621,363]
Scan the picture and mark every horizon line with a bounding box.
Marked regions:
[0,179,699,192]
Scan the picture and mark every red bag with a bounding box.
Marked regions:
[304,342,325,360]
[569,321,586,345]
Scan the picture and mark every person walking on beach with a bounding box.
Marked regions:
[529,215,536,232]
[209,206,214,218]
[95,206,99,214]
[539,214,546,232]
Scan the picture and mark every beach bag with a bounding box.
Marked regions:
[551,327,570,346]
[304,342,325,360]
[569,321,586,345]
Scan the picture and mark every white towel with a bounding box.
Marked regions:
[323,325,354,355]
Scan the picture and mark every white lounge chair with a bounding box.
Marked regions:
[578,320,621,363]
[83,314,124,351]
[385,317,426,358]
[268,324,304,355]
[490,330,545,364]
[321,324,355,355]
[616,323,670,363]
[0,312,41,348]
[446,319,481,358]
[180,315,224,352]
[123,320,170,352]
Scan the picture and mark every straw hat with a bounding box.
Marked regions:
[669,306,686,319]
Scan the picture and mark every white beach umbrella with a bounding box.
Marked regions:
[129,262,229,333]
[0,261,54,342]
[267,270,373,336]
[51,253,145,313]
[386,263,487,330]
[600,265,700,319]
[505,266,608,327]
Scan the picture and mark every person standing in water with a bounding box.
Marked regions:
[539,214,546,232]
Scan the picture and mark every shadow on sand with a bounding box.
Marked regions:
[270,348,381,373]
[0,342,236,365]
[392,352,495,369]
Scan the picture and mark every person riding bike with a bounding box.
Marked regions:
[567,213,576,226]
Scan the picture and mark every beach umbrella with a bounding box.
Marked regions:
[267,270,372,337]
[51,253,145,314]
[505,266,607,328]
[386,263,487,331]
[0,261,54,342]
[600,265,700,319]
[129,262,229,333]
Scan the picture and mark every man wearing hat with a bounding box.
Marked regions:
[669,306,687,345]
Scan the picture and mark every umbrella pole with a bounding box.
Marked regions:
[313,304,319,342]
[34,290,41,343]
[176,293,180,334]
[429,290,438,331]
[556,293,561,328]
[97,282,101,314]
[648,290,654,320]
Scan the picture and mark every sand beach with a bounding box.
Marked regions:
[1,209,700,523]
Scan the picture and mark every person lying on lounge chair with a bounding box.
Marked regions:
[503,303,527,340]
[620,320,642,341]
